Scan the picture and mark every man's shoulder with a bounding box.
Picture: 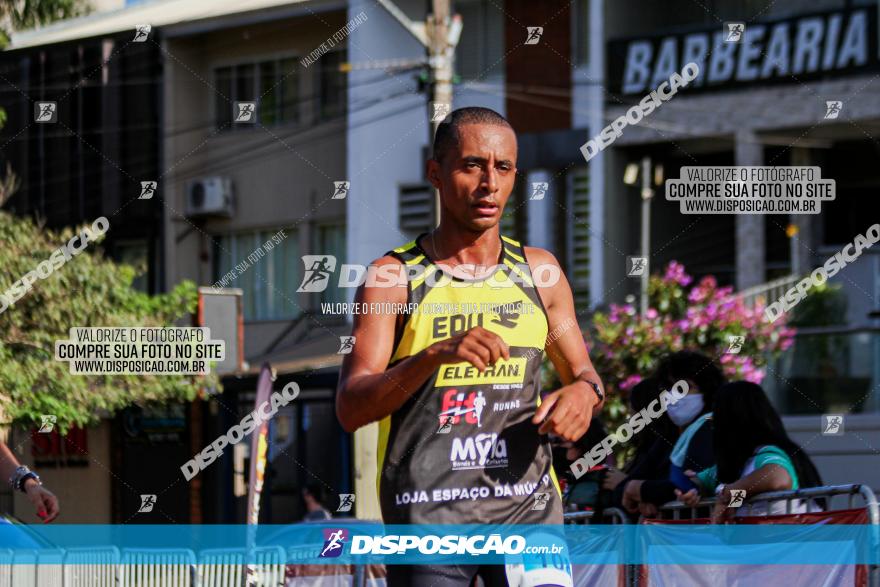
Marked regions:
[521,245,561,268]
[375,236,423,266]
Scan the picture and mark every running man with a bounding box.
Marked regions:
[336,107,604,586]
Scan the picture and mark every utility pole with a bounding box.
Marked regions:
[639,156,653,316]
[370,0,461,225]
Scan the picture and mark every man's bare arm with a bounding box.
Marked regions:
[335,256,510,432]
[526,247,604,441]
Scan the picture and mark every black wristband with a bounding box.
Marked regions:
[17,472,40,493]
[585,380,604,403]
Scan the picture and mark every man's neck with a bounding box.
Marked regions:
[429,224,503,268]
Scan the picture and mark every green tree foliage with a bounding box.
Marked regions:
[0,212,210,431]
[0,0,90,48]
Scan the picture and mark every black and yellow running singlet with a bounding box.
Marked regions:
[377,233,563,525]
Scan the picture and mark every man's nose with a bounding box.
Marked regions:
[482,164,499,193]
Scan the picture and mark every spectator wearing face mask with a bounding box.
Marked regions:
[621,351,725,513]
[676,381,824,523]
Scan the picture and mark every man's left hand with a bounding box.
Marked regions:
[532,382,599,442]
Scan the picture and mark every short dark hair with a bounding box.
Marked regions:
[654,350,725,413]
[431,106,514,164]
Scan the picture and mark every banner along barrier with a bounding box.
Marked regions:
[564,507,630,587]
[637,484,880,587]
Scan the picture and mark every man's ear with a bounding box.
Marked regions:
[426,158,442,190]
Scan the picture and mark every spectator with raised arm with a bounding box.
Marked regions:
[0,441,59,523]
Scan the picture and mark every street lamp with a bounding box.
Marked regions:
[624,157,664,316]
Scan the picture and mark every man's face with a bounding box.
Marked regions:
[427,123,517,231]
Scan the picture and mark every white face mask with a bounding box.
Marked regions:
[667,395,704,427]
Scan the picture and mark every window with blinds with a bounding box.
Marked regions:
[214,228,301,320]
[316,224,347,306]
[566,167,590,310]
[399,183,434,238]
[214,56,300,131]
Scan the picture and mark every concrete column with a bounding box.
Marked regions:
[735,131,766,290]
[588,0,605,309]
[526,169,554,251]
[789,147,814,276]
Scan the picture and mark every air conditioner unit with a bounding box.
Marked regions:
[185,177,233,217]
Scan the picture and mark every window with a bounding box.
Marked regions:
[499,179,525,242]
[213,57,300,130]
[214,229,301,320]
[115,240,149,292]
[566,167,590,310]
[399,183,433,238]
[318,50,346,120]
[315,224,346,305]
[454,0,503,80]
[573,0,590,66]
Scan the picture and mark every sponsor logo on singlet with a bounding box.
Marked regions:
[435,357,527,387]
[450,433,508,470]
[492,399,521,412]
[439,389,487,427]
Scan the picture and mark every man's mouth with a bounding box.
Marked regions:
[472,201,499,216]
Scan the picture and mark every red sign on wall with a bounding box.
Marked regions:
[31,426,88,466]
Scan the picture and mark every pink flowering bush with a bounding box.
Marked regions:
[576,262,796,424]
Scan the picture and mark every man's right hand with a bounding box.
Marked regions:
[426,326,510,371]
